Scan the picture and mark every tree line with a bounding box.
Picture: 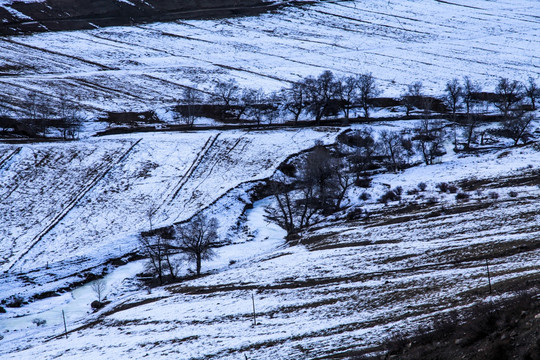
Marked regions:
[2,71,537,137]
[176,70,381,125]
[175,72,539,126]
[0,91,84,139]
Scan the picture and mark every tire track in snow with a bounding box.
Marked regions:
[88,27,294,85]
[187,135,246,197]
[311,9,431,35]
[5,138,143,273]
[72,78,151,102]
[165,133,221,207]
[0,147,21,171]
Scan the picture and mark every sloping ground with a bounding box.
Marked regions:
[0,128,339,301]
[0,0,294,35]
[2,144,539,359]
[0,0,538,116]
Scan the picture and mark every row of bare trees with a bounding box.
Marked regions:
[176,72,538,126]
[1,91,84,138]
[176,71,380,125]
[139,214,219,285]
[443,76,539,120]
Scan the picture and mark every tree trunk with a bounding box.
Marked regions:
[196,254,202,276]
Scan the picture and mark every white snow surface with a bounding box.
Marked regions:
[1,0,540,358]
[0,0,538,116]
[1,123,540,359]
[0,128,339,299]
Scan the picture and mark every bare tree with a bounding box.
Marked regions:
[462,108,480,150]
[414,119,446,165]
[91,279,106,303]
[494,77,523,121]
[444,78,462,121]
[336,75,358,120]
[302,144,336,210]
[357,73,380,119]
[139,231,178,285]
[24,91,50,136]
[55,92,83,139]
[264,91,282,125]
[139,234,166,285]
[211,79,240,121]
[176,214,218,276]
[525,76,539,111]
[243,88,267,125]
[265,174,318,236]
[176,88,202,127]
[304,70,340,123]
[402,82,423,117]
[501,113,534,146]
[333,159,354,211]
[342,128,378,178]
[282,81,307,124]
[463,76,482,116]
[380,130,413,172]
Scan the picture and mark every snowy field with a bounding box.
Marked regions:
[1,0,540,358]
[0,128,339,303]
[2,130,540,359]
[0,0,538,116]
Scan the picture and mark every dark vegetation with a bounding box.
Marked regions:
[2,71,537,145]
[138,214,219,285]
[365,288,540,360]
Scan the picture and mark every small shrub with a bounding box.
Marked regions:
[278,163,296,177]
[379,188,402,204]
[359,192,371,201]
[355,177,372,188]
[418,182,427,191]
[394,186,403,196]
[509,191,518,198]
[406,188,419,195]
[6,295,24,308]
[91,300,104,310]
[488,191,499,200]
[229,259,236,266]
[426,196,439,205]
[0,306,5,313]
[436,182,449,193]
[456,192,471,201]
[346,207,363,220]
[448,184,458,193]
[32,318,47,327]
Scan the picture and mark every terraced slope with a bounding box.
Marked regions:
[3,146,539,359]
[0,128,339,302]
[0,0,538,116]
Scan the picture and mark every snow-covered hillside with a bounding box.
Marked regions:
[0,0,538,116]
[0,128,339,301]
[1,0,540,358]
[2,132,540,359]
